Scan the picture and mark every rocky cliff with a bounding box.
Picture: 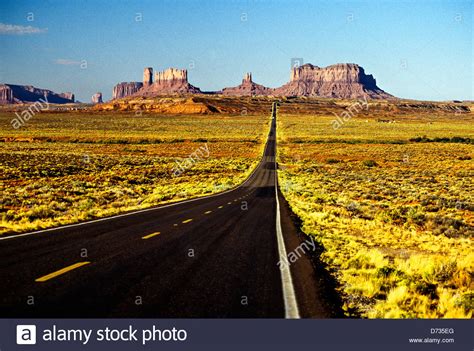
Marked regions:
[0,84,75,104]
[274,63,392,99]
[58,92,75,101]
[112,82,143,99]
[0,85,13,103]
[155,68,187,84]
[110,62,393,100]
[112,68,201,100]
[221,72,272,96]
[138,67,201,96]
[91,92,103,104]
[143,67,153,87]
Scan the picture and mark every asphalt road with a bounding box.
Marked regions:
[0,103,340,318]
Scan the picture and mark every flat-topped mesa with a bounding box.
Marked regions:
[112,82,143,99]
[111,67,201,99]
[155,68,188,85]
[275,63,393,99]
[138,67,201,95]
[143,67,153,86]
[290,63,376,87]
[0,84,75,104]
[221,72,272,96]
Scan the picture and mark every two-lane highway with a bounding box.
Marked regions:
[0,103,339,318]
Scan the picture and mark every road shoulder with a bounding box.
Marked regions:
[276,182,345,318]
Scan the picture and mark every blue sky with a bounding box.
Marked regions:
[0,0,472,101]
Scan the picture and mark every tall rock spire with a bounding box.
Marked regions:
[243,72,252,84]
[275,63,393,99]
[143,67,153,86]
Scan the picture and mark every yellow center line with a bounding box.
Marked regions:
[35,261,91,282]
[182,219,193,224]
[204,210,212,214]
[142,231,161,240]
[218,205,223,209]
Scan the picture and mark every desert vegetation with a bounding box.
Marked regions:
[277,111,473,318]
[0,112,269,234]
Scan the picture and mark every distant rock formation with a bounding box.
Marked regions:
[274,63,392,99]
[110,63,393,100]
[112,82,143,99]
[58,92,75,101]
[221,72,272,96]
[155,68,187,84]
[0,84,75,104]
[219,64,392,99]
[112,67,201,100]
[0,85,13,103]
[140,68,201,95]
[91,92,103,104]
[244,72,252,82]
[143,67,153,87]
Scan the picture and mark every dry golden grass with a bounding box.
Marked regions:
[1,112,270,235]
[277,109,473,318]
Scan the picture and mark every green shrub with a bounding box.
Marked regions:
[362,160,378,167]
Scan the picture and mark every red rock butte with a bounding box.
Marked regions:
[111,63,393,100]
[112,67,201,99]
[273,63,392,99]
[0,63,394,104]
[0,84,74,104]
[221,72,273,96]
[91,92,103,104]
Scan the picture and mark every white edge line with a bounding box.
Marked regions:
[273,110,300,319]
[0,115,273,241]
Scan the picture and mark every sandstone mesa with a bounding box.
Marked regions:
[1,62,394,105]
[111,63,393,101]
[0,84,75,104]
